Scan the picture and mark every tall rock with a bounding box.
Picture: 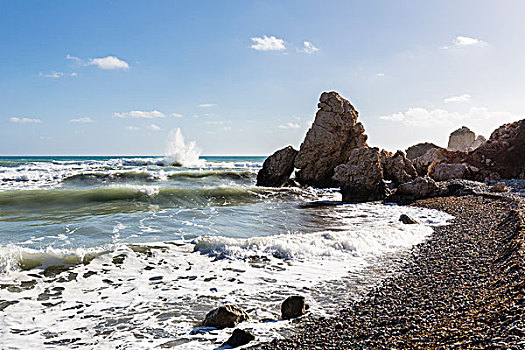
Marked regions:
[447,126,476,151]
[333,147,389,202]
[294,91,368,187]
[256,146,298,187]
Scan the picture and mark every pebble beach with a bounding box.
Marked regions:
[257,194,525,349]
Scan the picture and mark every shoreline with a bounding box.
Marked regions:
[255,193,525,349]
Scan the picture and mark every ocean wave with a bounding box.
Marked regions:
[0,185,303,209]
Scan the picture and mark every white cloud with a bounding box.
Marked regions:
[171,113,183,118]
[66,54,81,61]
[222,126,232,131]
[148,123,161,131]
[376,73,385,77]
[199,103,217,108]
[125,126,139,131]
[114,110,166,119]
[278,122,301,129]
[88,56,129,70]
[444,94,471,103]
[205,120,224,125]
[379,106,515,127]
[301,41,319,54]
[70,117,93,123]
[453,36,488,47]
[9,117,42,124]
[70,72,78,77]
[40,71,63,79]
[250,35,286,51]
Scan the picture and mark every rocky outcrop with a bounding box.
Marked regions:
[406,142,442,160]
[396,176,444,200]
[469,135,486,151]
[412,148,443,177]
[381,150,418,186]
[202,305,248,329]
[333,147,389,202]
[281,295,308,319]
[448,126,476,151]
[294,92,368,187]
[256,146,298,187]
[432,163,471,181]
[467,119,525,180]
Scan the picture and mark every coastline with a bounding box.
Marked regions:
[255,193,525,349]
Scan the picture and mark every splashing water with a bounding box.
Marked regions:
[163,128,204,167]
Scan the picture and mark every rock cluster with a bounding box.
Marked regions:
[257,91,524,202]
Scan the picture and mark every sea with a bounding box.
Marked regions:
[0,133,453,349]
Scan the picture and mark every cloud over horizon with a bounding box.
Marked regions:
[301,41,319,54]
[70,117,93,123]
[444,94,471,103]
[379,106,515,127]
[114,110,166,119]
[147,123,161,131]
[250,35,286,51]
[9,117,42,124]
[88,56,129,70]
[278,122,301,129]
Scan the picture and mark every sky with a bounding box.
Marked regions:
[1,0,525,156]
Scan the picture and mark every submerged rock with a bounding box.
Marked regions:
[202,305,248,329]
[223,329,255,348]
[399,214,419,225]
[448,126,476,151]
[333,147,389,202]
[295,91,368,187]
[281,295,308,319]
[256,146,298,187]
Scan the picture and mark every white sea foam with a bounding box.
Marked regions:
[0,203,452,349]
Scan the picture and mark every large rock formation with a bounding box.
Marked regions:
[467,119,525,180]
[333,147,389,202]
[448,126,476,151]
[381,150,418,186]
[406,142,442,160]
[256,146,298,187]
[294,92,368,187]
[469,135,486,151]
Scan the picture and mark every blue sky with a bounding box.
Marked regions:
[2,0,525,155]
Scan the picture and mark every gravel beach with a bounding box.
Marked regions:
[257,194,525,349]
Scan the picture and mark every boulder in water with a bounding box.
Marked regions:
[294,91,368,187]
[256,146,298,187]
[281,295,308,319]
[202,305,248,329]
[399,214,419,224]
[222,329,255,348]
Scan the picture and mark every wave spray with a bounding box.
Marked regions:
[163,128,204,167]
